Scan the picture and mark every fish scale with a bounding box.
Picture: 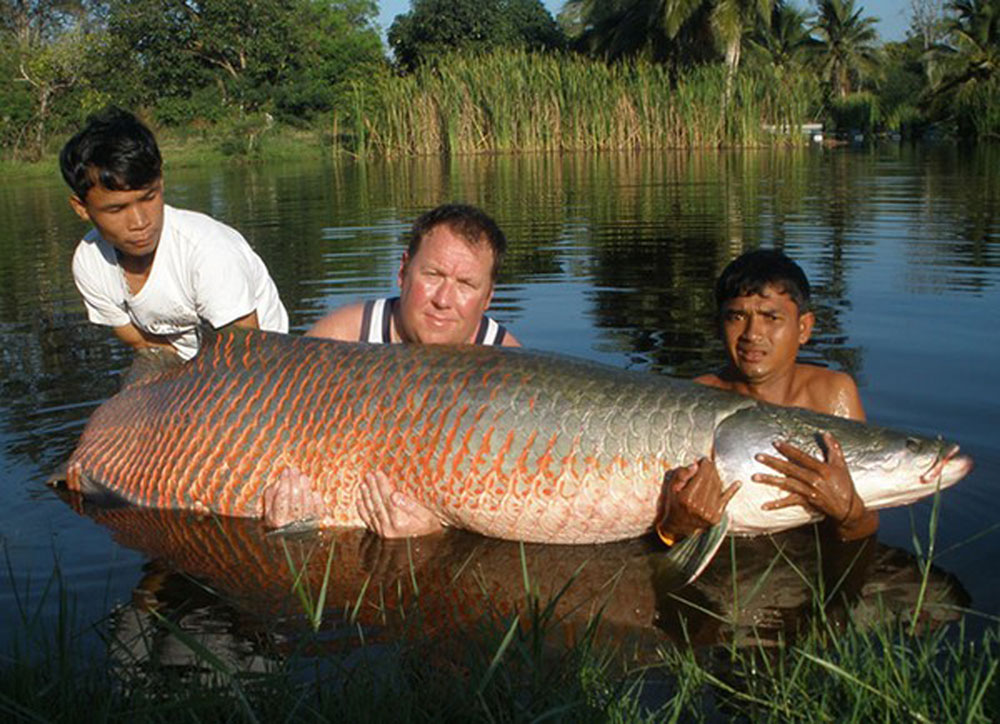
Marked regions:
[64,328,973,543]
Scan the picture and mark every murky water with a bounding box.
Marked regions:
[1,146,998,659]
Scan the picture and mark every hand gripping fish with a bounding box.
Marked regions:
[61,329,972,577]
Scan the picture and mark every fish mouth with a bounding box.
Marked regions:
[920,444,974,487]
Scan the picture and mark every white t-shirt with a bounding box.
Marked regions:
[73,204,289,360]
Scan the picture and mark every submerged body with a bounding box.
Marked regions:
[63,330,971,543]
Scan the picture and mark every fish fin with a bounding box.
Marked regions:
[264,517,328,538]
[50,464,133,508]
[663,514,730,587]
[121,346,186,389]
[46,463,68,487]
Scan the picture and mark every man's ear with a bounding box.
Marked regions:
[798,310,815,344]
[68,194,91,222]
[397,252,410,287]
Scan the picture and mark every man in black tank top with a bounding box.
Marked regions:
[264,204,519,537]
[306,204,519,348]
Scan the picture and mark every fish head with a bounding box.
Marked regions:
[713,405,975,534]
[841,431,973,506]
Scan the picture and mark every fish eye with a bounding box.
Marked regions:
[905,438,921,453]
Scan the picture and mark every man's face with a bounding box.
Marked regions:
[396,223,496,345]
[720,284,814,384]
[69,178,165,261]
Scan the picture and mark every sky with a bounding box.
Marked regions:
[375,0,913,44]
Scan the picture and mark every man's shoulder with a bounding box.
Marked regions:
[72,229,118,275]
[306,301,367,341]
[797,364,857,390]
[692,371,730,390]
[166,206,242,245]
[796,364,862,419]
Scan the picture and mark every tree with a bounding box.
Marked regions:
[926,0,1000,135]
[564,0,774,80]
[746,0,817,73]
[908,0,948,83]
[388,0,563,72]
[563,0,716,65]
[932,0,999,93]
[811,0,882,98]
[101,0,383,123]
[0,1,99,158]
[711,0,776,97]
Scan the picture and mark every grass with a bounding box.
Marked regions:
[336,49,823,158]
[2,487,998,722]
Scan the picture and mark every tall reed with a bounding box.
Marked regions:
[339,50,824,157]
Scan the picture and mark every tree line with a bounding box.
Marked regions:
[1,0,997,161]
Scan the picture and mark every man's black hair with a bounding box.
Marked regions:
[59,107,162,202]
[715,249,811,312]
[406,203,507,281]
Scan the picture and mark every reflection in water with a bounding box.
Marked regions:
[1,145,998,653]
[71,498,967,681]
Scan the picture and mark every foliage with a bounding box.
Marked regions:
[563,0,719,66]
[811,0,883,99]
[745,0,819,74]
[880,38,932,134]
[387,0,564,72]
[0,0,385,160]
[927,0,1000,137]
[340,48,821,156]
[826,90,880,133]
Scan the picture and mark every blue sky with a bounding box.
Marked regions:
[376,0,912,43]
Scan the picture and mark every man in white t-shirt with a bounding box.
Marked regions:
[60,107,288,360]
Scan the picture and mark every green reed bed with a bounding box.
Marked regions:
[339,50,823,158]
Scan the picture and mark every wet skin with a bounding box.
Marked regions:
[667,286,877,542]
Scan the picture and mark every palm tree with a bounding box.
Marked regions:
[746,0,817,72]
[565,0,774,89]
[711,0,775,96]
[931,0,999,97]
[811,0,882,98]
[563,0,713,64]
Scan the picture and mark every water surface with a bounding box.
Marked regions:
[1,146,997,657]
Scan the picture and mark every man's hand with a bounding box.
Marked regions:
[356,470,443,538]
[753,431,878,541]
[262,465,334,529]
[657,458,741,541]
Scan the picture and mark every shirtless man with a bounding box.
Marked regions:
[61,107,288,360]
[263,204,520,534]
[657,249,878,544]
[270,247,876,544]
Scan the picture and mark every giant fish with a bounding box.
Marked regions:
[62,329,972,545]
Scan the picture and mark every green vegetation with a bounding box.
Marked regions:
[388,0,565,71]
[341,49,821,156]
[3,538,1000,722]
[1,0,998,161]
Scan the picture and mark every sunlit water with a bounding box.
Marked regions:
[1,146,998,659]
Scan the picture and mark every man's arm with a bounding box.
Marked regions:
[112,322,175,352]
[305,303,365,341]
[220,310,259,331]
[501,330,521,347]
[656,459,740,544]
[754,432,878,541]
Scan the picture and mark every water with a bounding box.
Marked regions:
[1,146,998,660]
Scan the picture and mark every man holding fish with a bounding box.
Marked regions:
[656,249,879,545]
[60,108,288,361]
[271,241,879,545]
[263,203,521,534]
